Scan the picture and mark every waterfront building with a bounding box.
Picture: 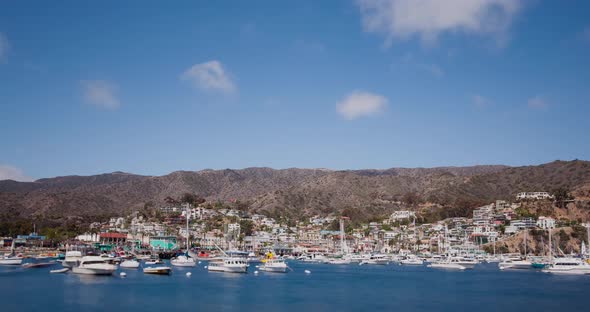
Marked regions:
[149,236,177,250]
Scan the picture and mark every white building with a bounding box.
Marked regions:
[516,192,554,201]
[536,216,555,229]
[389,210,416,221]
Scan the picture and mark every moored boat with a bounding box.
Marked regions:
[208,257,248,273]
[72,256,117,275]
[143,266,172,275]
[259,258,288,273]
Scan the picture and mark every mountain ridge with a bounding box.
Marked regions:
[1,161,589,222]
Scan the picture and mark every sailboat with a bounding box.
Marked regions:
[0,240,23,265]
[171,203,196,267]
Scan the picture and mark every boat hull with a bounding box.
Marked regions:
[208,265,248,273]
[72,267,116,275]
[0,258,23,265]
[259,266,288,273]
[428,263,466,270]
[143,267,172,275]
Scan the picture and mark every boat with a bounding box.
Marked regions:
[297,253,327,263]
[498,258,532,270]
[145,255,164,265]
[399,255,423,266]
[259,258,289,273]
[428,258,467,270]
[360,254,390,265]
[207,257,249,273]
[50,268,70,274]
[171,254,196,267]
[0,241,24,265]
[452,256,479,269]
[0,255,24,265]
[542,257,590,275]
[143,266,172,275]
[62,250,83,268]
[120,259,140,269]
[22,261,56,268]
[71,256,117,275]
[170,204,196,268]
[326,258,351,265]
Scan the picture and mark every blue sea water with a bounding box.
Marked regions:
[1,261,589,312]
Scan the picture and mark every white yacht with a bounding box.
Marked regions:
[259,259,288,273]
[120,259,140,269]
[498,258,532,270]
[345,253,371,263]
[0,254,23,265]
[542,257,590,275]
[0,241,23,265]
[62,250,83,268]
[171,254,196,267]
[326,257,352,265]
[145,255,163,265]
[452,256,479,269]
[297,253,327,263]
[428,258,467,270]
[207,258,249,273]
[360,254,390,265]
[72,256,117,275]
[400,255,423,265]
[143,266,172,275]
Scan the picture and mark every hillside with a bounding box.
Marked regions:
[1,160,590,224]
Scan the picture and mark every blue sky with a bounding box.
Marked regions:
[1,0,589,181]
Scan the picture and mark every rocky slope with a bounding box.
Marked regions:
[1,160,589,223]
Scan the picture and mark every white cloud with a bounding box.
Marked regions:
[357,0,522,45]
[0,32,10,62]
[527,96,548,110]
[337,91,388,120]
[181,60,236,94]
[81,80,120,109]
[472,94,491,109]
[0,164,33,182]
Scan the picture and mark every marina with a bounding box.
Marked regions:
[2,260,590,312]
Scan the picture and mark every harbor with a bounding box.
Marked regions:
[1,258,590,312]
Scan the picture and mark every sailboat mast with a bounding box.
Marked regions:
[524,228,527,259]
[185,203,190,251]
[548,227,552,261]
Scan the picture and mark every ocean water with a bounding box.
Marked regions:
[1,261,589,312]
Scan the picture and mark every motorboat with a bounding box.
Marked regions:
[428,258,467,270]
[170,254,196,267]
[62,251,83,268]
[143,266,172,275]
[297,253,327,263]
[542,257,590,275]
[145,255,164,265]
[498,258,532,270]
[0,254,24,265]
[345,253,371,263]
[360,254,390,265]
[326,258,351,265]
[120,259,140,269]
[399,255,423,266]
[452,256,479,269]
[207,257,249,273]
[0,241,24,265]
[259,259,288,273]
[72,256,117,275]
[22,261,56,268]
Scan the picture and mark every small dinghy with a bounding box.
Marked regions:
[50,268,70,274]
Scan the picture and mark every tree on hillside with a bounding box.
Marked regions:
[553,187,574,208]
[180,193,206,206]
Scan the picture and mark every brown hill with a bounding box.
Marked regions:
[1,161,589,223]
